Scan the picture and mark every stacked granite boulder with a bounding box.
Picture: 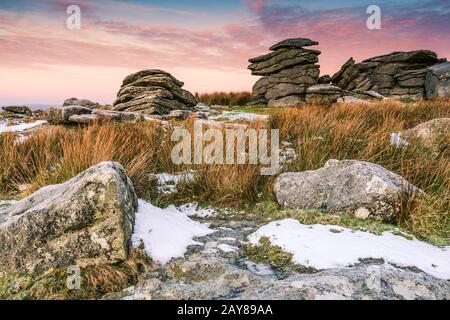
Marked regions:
[248,38,321,107]
[332,51,446,100]
[113,69,197,115]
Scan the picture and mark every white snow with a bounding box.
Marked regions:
[0,120,46,133]
[178,203,217,218]
[156,171,195,194]
[132,199,215,264]
[248,219,450,279]
[217,243,239,253]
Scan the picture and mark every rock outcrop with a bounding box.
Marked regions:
[2,106,32,116]
[425,62,450,99]
[68,109,145,125]
[45,106,93,125]
[113,69,197,115]
[63,97,99,109]
[274,159,422,221]
[45,106,145,125]
[0,162,137,275]
[248,38,321,107]
[332,51,445,100]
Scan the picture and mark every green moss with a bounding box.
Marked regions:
[245,237,294,269]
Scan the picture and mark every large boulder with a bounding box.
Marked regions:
[425,62,450,99]
[274,160,422,221]
[0,162,138,275]
[63,97,99,109]
[332,51,445,100]
[2,106,32,116]
[45,106,93,125]
[113,69,197,115]
[248,38,321,106]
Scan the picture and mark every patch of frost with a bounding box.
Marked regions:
[132,199,214,264]
[248,219,450,279]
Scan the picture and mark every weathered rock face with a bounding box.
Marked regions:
[69,109,145,125]
[45,107,146,125]
[425,62,450,99]
[0,162,137,275]
[305,84,342,104]
[332,51,445,100]
[45,106,93,125]
[248,38,321,106]
[113,69,197,115]
[63,97,99,109]
[2,106,32,116]
[274,160,422,221]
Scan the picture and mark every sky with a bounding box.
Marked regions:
[0,0,449,105]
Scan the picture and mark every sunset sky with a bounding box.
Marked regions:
[0,0,449,105]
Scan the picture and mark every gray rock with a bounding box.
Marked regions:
[306,84,342,94]
[68,109,145,125]
[63,97,99,109]
[161,109,193,120]
[318,75,332,84]
[337,96,372,104]
[364,90,386,100]
[113,69,197,115]
[268,95,305,107]
[332,51,444,100]
[249,49,320,76]
[269,38,319,51]
[425,62,450,99]
[399,118,450,148]
[274,159,422,220]
[2,106,32,116]
[45,106,93,125]
[0,162,137,275]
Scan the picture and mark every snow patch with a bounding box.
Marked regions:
[156,171,195,194]
[0,120,47,134]
[217,243,239,253]
[132,199,215,264]
[211,111,269,122]
[248,219,450,279]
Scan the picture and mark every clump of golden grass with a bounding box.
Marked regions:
[0,249,152,300]
[196,91,256,106]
